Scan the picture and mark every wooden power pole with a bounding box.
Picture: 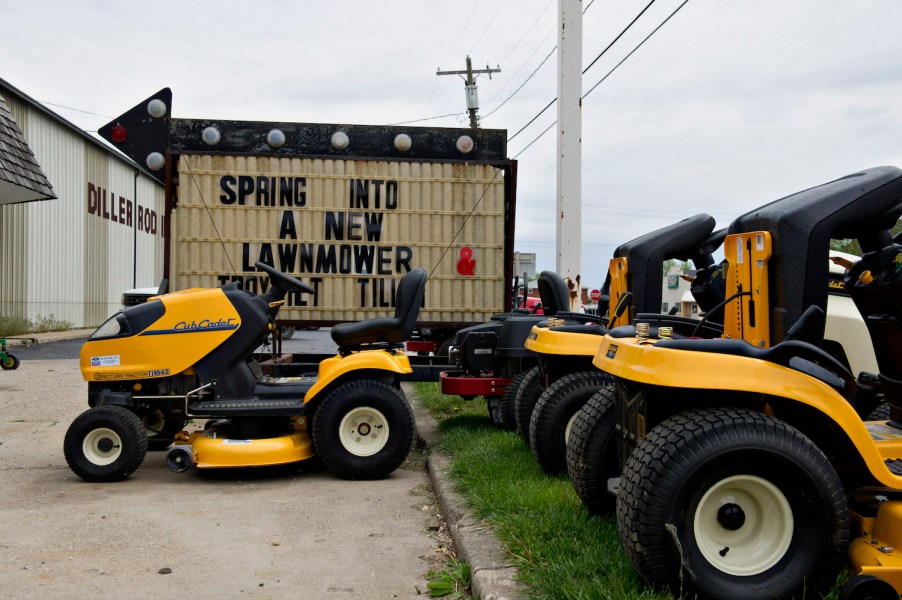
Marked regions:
[437,56,501,128]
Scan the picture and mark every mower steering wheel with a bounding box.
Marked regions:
[255,262,315,295]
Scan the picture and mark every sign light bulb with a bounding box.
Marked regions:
[111,124,127,143]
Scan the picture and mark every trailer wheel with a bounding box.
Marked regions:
[141,409,186,451]
[281,326,296,340]
[566,385,619,516]
[514,366,543,442]
[312,379,415,480]
[617,408,848,600]
[529,371,612,474]
[64,405,148,482]
[488,369,526,430]
[1,353,20,370]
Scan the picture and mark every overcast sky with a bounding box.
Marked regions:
[4,0,902,288]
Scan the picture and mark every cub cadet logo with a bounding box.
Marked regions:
[828,280,845,290]
[174,318,238,332]
[142,317,239,336]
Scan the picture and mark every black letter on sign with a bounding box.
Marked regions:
[279,211,297,239]
[220,176,237,204]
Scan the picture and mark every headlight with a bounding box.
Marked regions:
[90,314,132,340]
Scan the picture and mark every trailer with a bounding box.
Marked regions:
[98,89,517,373]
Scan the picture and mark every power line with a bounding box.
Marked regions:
[508,98,556,142]
[511,0,691,156]
[438,0,482,70]
[388,112,466,126]
[468,0,511,55]
[582,0,656,75]
[506,0,659,144]
[482,44,556,120]
[584,0,690,99]
[37,100,110,119]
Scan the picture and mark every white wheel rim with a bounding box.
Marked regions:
[693,474,794,576]
[564,412,578,446]
[83,427,123,466]
[338,407,389,457]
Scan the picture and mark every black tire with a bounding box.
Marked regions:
[567,385,619,516]
[437,338,454,361]
[514,366,543,442]
[529,371,613,474]
[864,402,891,421]
[140,409,186,451]
[64,405,148,482]
[617,408,849,600]
[1,353,20,370]
[312,379,415,480]
[487,369,527,430]
[281,326,296,340]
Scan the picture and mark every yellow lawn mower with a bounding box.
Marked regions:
[64,263,425,482]
[519,214,728,476]
[590,166,902,599]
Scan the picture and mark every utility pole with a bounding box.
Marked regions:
[437,56,501,128]
[556,0,582,309]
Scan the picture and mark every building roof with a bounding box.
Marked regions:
[0,92,55,204]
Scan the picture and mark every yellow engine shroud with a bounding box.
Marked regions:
[81,288,241,382]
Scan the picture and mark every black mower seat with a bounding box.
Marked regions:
[537,271,571,317]
[331,268,427,349]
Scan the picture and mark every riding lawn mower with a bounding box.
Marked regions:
[64,263,426,482]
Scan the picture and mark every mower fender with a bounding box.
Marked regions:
[524,324,603,357]
[849,502,902,594]
[594,335,902,488]
[305,350,412,402]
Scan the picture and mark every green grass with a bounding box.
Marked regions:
[416,381,671,600]
[0,314,72,337]
[416,382,849,600]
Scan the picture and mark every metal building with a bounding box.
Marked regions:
[0,78,165,328]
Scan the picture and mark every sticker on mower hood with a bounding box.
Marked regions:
[90,355,121,367]
[140,318,239,336]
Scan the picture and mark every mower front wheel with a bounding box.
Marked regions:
[64,405,148,482]
[529,370,612,474]
[617,408,849,600]
[1,353,20,370]
[312,379,415,480]
[566,385,619,516]
[514,366,543,442]
[488,369,526,431]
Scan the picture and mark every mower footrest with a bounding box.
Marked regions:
[188,399,306,417]
[887,459,902,476]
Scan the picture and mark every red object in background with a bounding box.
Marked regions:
[524,296,544,315]
[457,247,475,276]
[589,289,601,303]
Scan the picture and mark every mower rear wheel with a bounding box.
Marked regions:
[617,408,849,600]
[1,353,20,370]
[488,369,526,431]
[64,405,148,482]
[514,366,543,442]
[141,410,187,451]
[529,371,613,475]
[312,379,415,480]
[566,385,619,516]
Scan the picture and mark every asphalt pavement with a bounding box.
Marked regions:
[2,329,525,599]
[0,332,448,599]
